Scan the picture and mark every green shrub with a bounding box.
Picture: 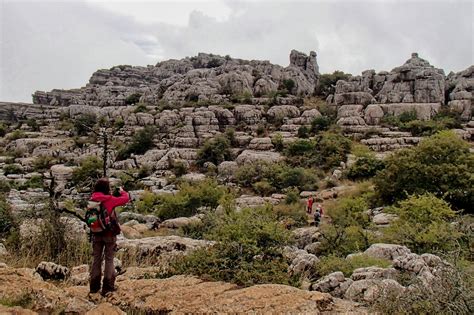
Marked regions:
[284,132,351,170]
[315,254,391,278]
[398,109,418,123]
[252,180,275,196]
[143,179,225,220]
[18,175,43,190]
[374,131,473,211]
[116,171,145,191]
[0,291,34,309]
[297,125,309,138]
[347,156,385,180]
[170,206,295,287]
[282,79,295,94]
[26,119,41,132]
[284,187,301,205]
[133,103,148,113]
[73,113,97,136]
[3,164,23,175]
[32,155,54,172]
[382,194,461,255]
[71,156,102,189]
[256,124,267,136]
[319,197,375,256]
[0,180,11,194]
[235,161,319,192]
[271,133,284,151]
[316,71,351,97]
[196,135,232,166]
[224,128,236,146]
[273,202,307,228]
[7,130,26,141]
[310,116,332,134]
[0,123,7,137]
[117,126,156,160]
[0,198,15,237]
[125,93,141,105]
[171,160,188,177]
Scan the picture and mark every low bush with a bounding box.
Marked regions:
[382,194,461,255]
[252,180,275,196]
[134,179,225,220]
[319,197,376,256]
[235,161,319,192]
[316,71,351,97]
[71,156,102,189]
[372,263,473,315]
[347,156,385,180]
[273,202,307,228]
[315,254,391,278]
[297,125,309,138]
[284,132,351,170]
[271,133,284,151]
[26,119,41,132]
[0,123,7,137]
[73,113,97,136]
[169,206,296,287]
[32,155,55,172]
[3,164,23,175]
[133,103,148,113]
[196,135,232,166]
[7,130,26,141]
[310,116,332,134]
[17,175,43,190]
[0,197,15,237]
[117,126,156,160]
[125,93,141,105]
[374,131,473,211]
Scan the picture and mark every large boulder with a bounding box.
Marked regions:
[311,272,353,298]
[344,279,405,304]
[363,244,411,261]
[235,150,283,165]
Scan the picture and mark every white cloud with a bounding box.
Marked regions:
[1,0,472,102]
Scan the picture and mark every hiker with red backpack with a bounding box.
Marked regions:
[86,178,130,296]
[306,195,314,214]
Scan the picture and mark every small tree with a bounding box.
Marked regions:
[117,126,156,160]
[374,131,473,211]
[196,135,232,166]
[74,113,97,136]
[382,194,460,254]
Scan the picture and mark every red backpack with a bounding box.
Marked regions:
[85,201,121,235]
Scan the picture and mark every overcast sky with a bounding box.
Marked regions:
[1,0,472,102]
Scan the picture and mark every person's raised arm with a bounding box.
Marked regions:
[110,187,130,208]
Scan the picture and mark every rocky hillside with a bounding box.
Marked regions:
[0,50,473,314]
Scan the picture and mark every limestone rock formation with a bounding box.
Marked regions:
[33,51,320,107]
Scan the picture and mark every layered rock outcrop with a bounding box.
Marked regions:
[32,51,320,107]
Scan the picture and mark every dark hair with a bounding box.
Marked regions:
[93,178,111,195]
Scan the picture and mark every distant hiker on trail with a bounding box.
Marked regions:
[306,196,314,214]
[315,203,324,216]
[87,178,130,296]
[314,208,321,226]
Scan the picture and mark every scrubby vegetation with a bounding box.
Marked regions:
[374,131,473,211]
[284,131,351,169]
[117,126,156,160]
[71,156,102,189]
[236,161,320,192]
[169,206,297,287]
[196,135,232,166]
[134,179,225,220]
